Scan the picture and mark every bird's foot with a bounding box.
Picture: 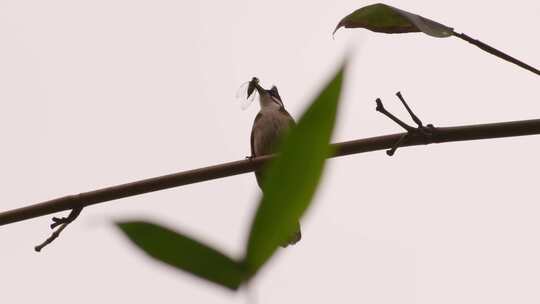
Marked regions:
[375,92,436,156]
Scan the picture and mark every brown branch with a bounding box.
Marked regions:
[453,32,540,76]
[2,118,540,227]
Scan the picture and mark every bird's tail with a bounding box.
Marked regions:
[255,172,302,248]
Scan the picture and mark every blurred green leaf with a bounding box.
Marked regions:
[333,3,453,38]
[243,61,346,276]
[117,221,245,290]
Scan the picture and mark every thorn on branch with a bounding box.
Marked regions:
[34,207,83,252]
[375,92,436,156]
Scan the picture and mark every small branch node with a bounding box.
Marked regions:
[375,92,437,156]
[34,207,83,252]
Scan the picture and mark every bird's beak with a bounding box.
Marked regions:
[253,82,267,95]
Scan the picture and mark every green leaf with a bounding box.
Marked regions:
[333,3,453,38]
[117,221,245,290]
[243,61,346,276]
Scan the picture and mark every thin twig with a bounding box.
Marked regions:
[453,31,540,76]
[34,207,83,252]
[2,118,540,227]
[34,220,69,252]
[376,93,435,155]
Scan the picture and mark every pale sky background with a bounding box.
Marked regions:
[1,1,539,303]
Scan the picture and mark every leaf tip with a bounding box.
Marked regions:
[332,21,344,38]
[115,220,129,231]
[114,220,149,238]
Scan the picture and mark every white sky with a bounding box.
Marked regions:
[1,0,539,303]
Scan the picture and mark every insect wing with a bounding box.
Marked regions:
[236,81,257,110]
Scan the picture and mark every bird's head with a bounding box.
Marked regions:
[249,77,284,108]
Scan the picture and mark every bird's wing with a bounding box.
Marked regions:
[251,108,295,157]
[250,112,263,157]
[279,107,296,127]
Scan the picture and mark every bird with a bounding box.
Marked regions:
[248,77,302,247]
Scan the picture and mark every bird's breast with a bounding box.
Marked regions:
[252,110,292,156]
